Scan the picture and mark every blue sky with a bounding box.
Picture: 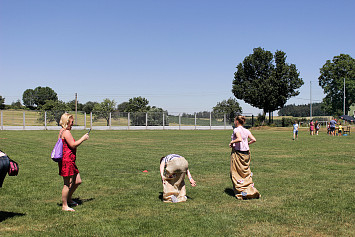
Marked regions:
[1,0,354,114]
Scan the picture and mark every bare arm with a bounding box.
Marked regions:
[160,161,165,181]
[248,132,256,145]
[186,168,196,186]
[229,131,242,147]
[63,130,89,150]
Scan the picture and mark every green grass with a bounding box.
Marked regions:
[0,128,354,236]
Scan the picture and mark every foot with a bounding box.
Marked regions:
[62,207,75,212]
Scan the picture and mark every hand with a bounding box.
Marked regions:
[82,133,89,141]
[229,142,233,148]
[189,178,196,187]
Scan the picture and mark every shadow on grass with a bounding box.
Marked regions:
[57,197,95,206]
[224,188,235,197]
[0,211,26,222]
[158,192,192,202]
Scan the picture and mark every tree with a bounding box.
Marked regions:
[232,47,303,123]
[10,100,23,109]
[67,100,83,111]
[319,54,355,116]
[125,97,151,112]
[213,98,242,123]
[39,100,70,125]
[22,89,35,109]
[23,86,58,109]
[0,96,5,109]
[82,101,98,114]
[93,99,117,126]
[278,103,326,117]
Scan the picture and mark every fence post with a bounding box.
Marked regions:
[210,112,212,130]
[128,112,130,130]
[163,113,165,130]
[1,110,3,130]
[224,113,226,129]
[146,112,148,130]
[179,114,181,130]
[90,112,92,129]
[45,111,47,130]
[84,113,86,129]
[23,111,25,130]
[252,115,254,127]
[109,112,111,129]
[194,113,197,130]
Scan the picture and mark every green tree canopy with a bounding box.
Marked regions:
[23,86,58,109]
[39,100,70,125]
[213,98,242,123]
[82,101,98,114]
[0,96,5,109]
[278,103,326,117]
[93,99,117,126]
[232,47,304,118]
[318,54,355,116]
[125,97,150,112]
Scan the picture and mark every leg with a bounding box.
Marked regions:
[68,173,82,204]
[62,176,74,211]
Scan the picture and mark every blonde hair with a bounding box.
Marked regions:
[235,115,246,125]
[59,113,74,128]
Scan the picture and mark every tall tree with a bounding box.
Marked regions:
[213,98,242,123]
[22,89,36,109]
[23,86,58,109]
[125,96,150,112]
[39,100,70,125]
[93,99,117,126]
[82,101,98,114]
[232,47,303,122]
[0,96,5,109]
[319,54,355,116]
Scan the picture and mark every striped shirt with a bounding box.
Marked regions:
[162,154,181,164]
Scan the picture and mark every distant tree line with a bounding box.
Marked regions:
[278,103,326,117]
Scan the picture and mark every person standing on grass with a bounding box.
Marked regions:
[160,154,196,203]
[315,121,320,135]
[329,118,337,136]
[293,120,299,140]
[0,150,10,188]
[229,115,260,200]
[58,113,89,212]
[338,122,343,136]
[310,120,315,136]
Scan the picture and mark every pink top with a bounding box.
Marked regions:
[232,126,251,151]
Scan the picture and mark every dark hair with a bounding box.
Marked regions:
[234,115,246,125]
[160,156,164,164]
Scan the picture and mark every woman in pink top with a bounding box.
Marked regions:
[229,115,260,200]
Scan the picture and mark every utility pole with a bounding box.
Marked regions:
[343,78,346,115]
[310,81,312,119]
[75,93,78,125]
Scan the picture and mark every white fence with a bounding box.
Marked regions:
[0,110,250,130]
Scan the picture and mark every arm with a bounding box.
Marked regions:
[160,161,165,181]
[229,131,242,147]
[63,130,89,150]
[248,132,256,145]
[186,168,196,186]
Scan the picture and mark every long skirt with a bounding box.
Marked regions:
[162,157,188,203]
[230,150,260,200]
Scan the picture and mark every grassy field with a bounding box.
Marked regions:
[0,128,354,236]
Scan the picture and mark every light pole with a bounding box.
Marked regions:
[343,77,346,115]
[310,81,312,119]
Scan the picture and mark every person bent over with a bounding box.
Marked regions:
[160,154,196,203]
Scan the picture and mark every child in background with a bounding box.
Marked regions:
[160,154,196,203]
[293,121,299,140]
[338,122,343,136]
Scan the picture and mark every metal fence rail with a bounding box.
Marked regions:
[0,110,245,130]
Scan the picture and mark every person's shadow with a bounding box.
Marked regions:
[57,197,95,206]
[0,211,26,222]
[158,192,192,201]
[224,188,235,197]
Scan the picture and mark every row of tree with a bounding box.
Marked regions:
[232,48,355,118]
[278,103,326,117]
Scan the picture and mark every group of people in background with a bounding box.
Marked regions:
[293,117,347,140]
